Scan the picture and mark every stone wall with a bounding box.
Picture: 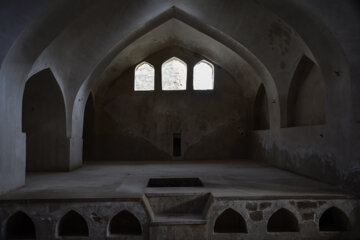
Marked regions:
[0,197,358,239]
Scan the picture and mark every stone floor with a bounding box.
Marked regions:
[0,160,353,200]
[1,161,359,239]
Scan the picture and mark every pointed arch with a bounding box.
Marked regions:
[71,9,282,164]
[134,61,155,91]
[109,210,142,235]
[161,57,187,90]
[193,60,214,90]
[58,210,89,237]
[267,208,299,232]
[214,208,247,233]
[287,55,326,127]
[22,68,68,171]
[253,84,270,130]
[6,211,36,239]
[319,207,351,231]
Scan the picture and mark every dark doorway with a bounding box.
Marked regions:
[83,92,95,162]
[173,133,181,156]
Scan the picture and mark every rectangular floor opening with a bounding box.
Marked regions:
[147,178,203,187]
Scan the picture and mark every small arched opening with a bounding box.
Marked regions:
[214,208,247,233]
[109,210,142,235]
[58,210,89,237]
[319,207,351,232]
[267,208,299,232]
[6,211,36,239]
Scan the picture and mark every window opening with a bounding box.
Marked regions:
[134,62,155,91]
[193,60,214,90]
[162,57,187,90]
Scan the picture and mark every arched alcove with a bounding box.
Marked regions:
[6,211,36,239]
[267,208,299,232]
[214,208,247,233]
[83,92,95,162]
[109,210,142,235]
[22,68,68,171]
[58,210,89,237]
[287,55,326,127]
[253,84,270,130]
[319,207,351,232]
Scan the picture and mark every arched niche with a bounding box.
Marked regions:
[253,84,270,130]
[319,207,351,232]
[58,210,89,237]
[83,92,95,162]
[22,68,68,171]
[287,55,326,127]
[6,211,36,240]
[267,208,299,232]
[109,210,142,235]
[214,208,247,233]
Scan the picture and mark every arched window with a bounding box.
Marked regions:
[319,207,350,231]
[162,57,187,90]
[267,208,299,232]
[109,210,142,235]
[6,211,36,239]
[214,208,247,233]
[58,210,89,237]
[134,62,155,91]
[193,60,214,90]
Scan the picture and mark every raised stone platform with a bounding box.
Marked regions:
[0,161,359,239]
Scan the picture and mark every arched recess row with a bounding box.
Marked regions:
[214,208,247,233]
[109,210,142,236]
[58,210,89,237]
[6,211,36,240]
[267,208,299,232]
[287,55,326,127]
[253,84,270,130]
[319,207,351,232]
[22,68,69,171]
